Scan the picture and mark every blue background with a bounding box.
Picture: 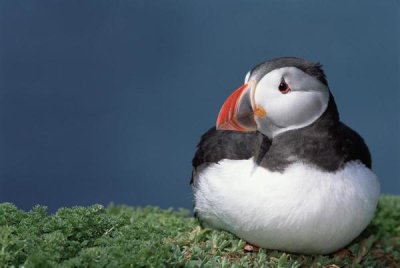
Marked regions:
[1,0,399,212]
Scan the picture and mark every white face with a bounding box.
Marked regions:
[251,67,330,138]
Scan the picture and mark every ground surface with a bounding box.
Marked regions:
[0,195,398,267]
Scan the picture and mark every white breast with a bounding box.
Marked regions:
[194,159,380,254]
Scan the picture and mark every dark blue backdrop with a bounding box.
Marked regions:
[1,0,399,211]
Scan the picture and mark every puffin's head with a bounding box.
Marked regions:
[216,57,331,138]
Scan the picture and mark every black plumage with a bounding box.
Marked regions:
[249,57,328,86]
[191,128,270,186]
[258,92,371,172]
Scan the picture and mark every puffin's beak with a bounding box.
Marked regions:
[216,82,258,131]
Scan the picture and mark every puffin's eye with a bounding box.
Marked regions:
[278,79,290,94]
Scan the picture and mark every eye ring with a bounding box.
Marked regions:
[278,78,291,94]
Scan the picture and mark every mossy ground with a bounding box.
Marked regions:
[0,195,398,267]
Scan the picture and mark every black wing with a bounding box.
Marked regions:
[337,122,372,169]
[191,127,271,185]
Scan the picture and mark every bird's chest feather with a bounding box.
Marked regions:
[194,158,379,254]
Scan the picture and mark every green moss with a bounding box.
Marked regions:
[0,196,398,267]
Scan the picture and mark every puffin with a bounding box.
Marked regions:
[191,57,380,254]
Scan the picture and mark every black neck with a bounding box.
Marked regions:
[258,92,343,172]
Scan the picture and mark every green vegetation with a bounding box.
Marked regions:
[0,195,398,267]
